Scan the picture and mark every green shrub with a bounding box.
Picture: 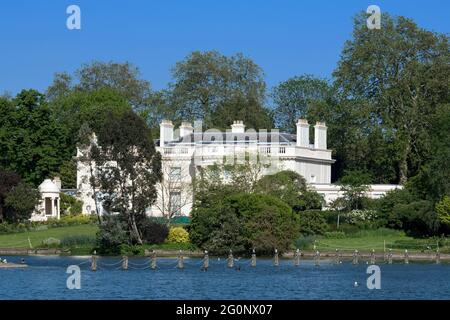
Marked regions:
[294,235,316,250]
[346,209,378,224]
[140,219,169,244]
[60,193,83,215]
[0,222,17,234]
[191,193,299,255]
[167,227,189,244]
[298,210,328,235]
[96,216,129,255]
[255,170,324,212]
[46,214,96,228]
[436,196,450,232]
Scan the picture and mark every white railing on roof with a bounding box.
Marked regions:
[163,147,189,155]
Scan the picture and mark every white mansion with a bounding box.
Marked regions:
[74,119,401,219]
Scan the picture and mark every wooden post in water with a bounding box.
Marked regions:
[251,249,256,267]
[274,249,279,267]
[202,250,209,271]
[177,250,184,269]
[227,250,234,268]
[334,249,340,264]
[294,249,300,266]
[150,250,157,270]
[370,249,376,264]
[91,255,97,271]
[404,249,409,264]
[352,250,359,265]
[388,249,393,264]
[122,256,128,270]
[315,250,320,267]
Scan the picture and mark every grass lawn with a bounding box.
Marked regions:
[0,224,98,249]
[314,229,443,252]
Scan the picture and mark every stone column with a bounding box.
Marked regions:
[56,197,60,220]
[50,197,55,217]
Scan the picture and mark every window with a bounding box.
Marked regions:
[169,167,181,180]
[170,192,181,216]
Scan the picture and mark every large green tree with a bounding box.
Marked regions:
[333,13,450,185]
[47,61,151,108]
[0,90,71,185]
[87,110,162,244]
[272,75,332,133]
[164,51,273,130]
[47,88,132,188]
[4,182,40,223]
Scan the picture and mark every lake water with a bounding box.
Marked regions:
[1,256,449,300]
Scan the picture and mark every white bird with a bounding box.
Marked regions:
[354,281,358,287]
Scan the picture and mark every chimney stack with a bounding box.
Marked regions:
[179,121,193,139]
[160,119,174,146]
[314,121,327,150]
[231,120,245,133]
[296,119,310,147]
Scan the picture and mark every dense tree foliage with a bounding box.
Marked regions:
[333,13,449,185]
[190,193,299,255]
[47,61,151,108]
[4,182,40,223]
[85,110,162,244]
[272,75,332,132]
[336,170,373,211]
[298,210,329,236]
[0,170,21,222]
[0,169,40,223]
[60,193,83,216]
[376,188,440,237]
[255,170,323,212]
[159,51,273,130]
[0,90,71,186]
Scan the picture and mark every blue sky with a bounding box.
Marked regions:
[1,0,449,95]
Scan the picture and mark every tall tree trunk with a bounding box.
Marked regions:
[130,213,143,245]
[399,143,410,185]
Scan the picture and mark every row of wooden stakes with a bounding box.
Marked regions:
[89,248,442,271]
